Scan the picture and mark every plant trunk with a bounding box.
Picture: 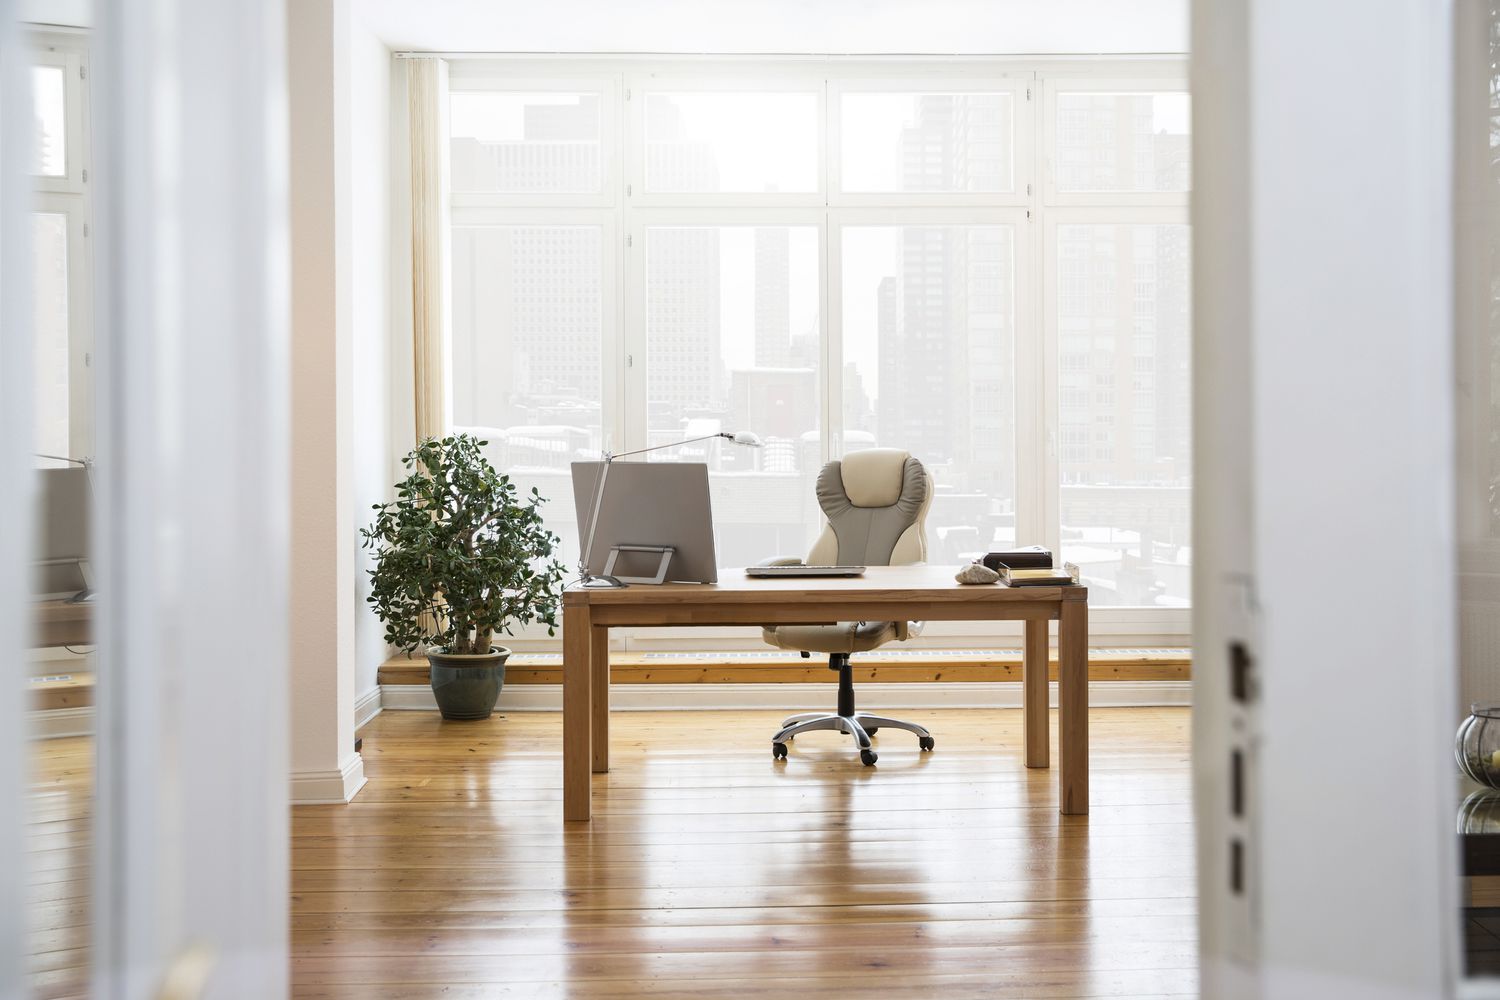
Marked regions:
[451,622,473,654]
[476,628,493,654]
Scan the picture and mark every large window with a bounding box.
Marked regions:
[448,62,1190,626]
[31,35,91,465]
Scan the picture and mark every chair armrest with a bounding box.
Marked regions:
[896,620,926,641]
[756,555,804,567]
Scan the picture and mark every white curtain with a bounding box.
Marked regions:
[407,56,451,443]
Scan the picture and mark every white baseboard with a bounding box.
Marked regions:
[28,706,93,739]
[355,687,383,730]
[380,680,1191,712]
[290,751,367,805]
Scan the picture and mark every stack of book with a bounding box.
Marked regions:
[980,546,1082,587]
[980,545,1052,571]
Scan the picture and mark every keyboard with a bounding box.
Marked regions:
[745,564,866,578]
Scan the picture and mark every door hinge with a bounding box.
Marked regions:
[80,65,86,80]
[1026,86,1032,100]
[82,222,89,237]
[626,183,633,197]
[82,168,88,183]
[626,88,632,101]
[626,234,633,247]
[1026,182,1032,196]
[626,353,634,368]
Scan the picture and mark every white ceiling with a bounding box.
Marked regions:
[355,0,1189,55]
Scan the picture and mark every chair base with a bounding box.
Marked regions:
[770,653,935,766]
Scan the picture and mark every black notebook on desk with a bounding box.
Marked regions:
[981,545,1053,571]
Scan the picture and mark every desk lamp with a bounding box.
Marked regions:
[578,430,763,589]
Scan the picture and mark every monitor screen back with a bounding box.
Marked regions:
[34,466,91,597]
[570,461,718,584]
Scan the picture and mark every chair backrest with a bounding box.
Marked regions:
[806,449,933,567]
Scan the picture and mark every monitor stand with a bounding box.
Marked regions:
[601,544,676,585]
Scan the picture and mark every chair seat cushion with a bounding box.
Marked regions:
[761,621,899,654]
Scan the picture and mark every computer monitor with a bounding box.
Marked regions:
[570,460,718,584]
[34,465,93,601]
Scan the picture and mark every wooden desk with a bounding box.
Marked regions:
[561,565,1090,822]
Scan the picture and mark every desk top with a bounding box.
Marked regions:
[565,564,1087,607]
[33,598,93,648]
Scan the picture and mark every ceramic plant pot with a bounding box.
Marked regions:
[427,646,510,721]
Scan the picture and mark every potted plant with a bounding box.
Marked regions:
[361,434,567,720]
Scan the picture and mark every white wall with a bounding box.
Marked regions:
[348,12,398,703]
[288,0,365,803]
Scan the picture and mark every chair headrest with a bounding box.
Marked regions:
[838,448,914,508]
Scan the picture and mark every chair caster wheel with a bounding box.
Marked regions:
[865,727,879,736]
[919,736,935,751]
[773,742,788,760]
[860,749,878,766]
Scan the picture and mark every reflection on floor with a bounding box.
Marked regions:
[292,707,1197,998]
[28,733,91,1000]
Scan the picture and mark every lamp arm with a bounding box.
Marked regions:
[607,433,734,461]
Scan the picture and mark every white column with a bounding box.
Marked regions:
[91,0,293,994]
[287,0,364,804]
[1193,0,1458,996]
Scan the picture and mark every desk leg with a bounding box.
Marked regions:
[1023,617,1050,769]
[563,604,592,822]
[1058,598,1089,815]
[591,626,610,773]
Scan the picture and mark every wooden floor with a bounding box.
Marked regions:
[27,733,91,1000]
[291,707,1197,998]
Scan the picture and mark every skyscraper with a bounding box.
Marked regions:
[873,95,1015,505]
[753,227,791,368]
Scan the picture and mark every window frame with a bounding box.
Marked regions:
[827,75,1033,208]
[1041,75,1192,207]
[443,57,1193,647]
[624,206,829,461]
[447,207,623,454]
[446,67,621,210]
[625,73,829,208]
[30,47,86,193]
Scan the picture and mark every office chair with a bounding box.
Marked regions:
[761,448,936,766]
